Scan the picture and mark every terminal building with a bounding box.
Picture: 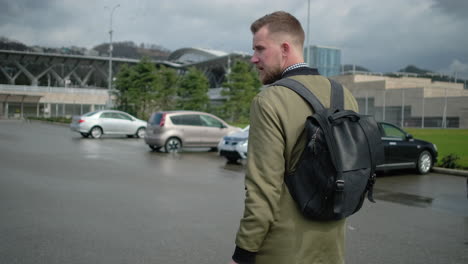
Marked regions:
[331,73,468,128]
[0,48,248,118]
[304,45,341,77]
[1,48,467,128]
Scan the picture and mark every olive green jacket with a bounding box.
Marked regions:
[235,74,359,264]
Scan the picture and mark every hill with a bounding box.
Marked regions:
[0,36,171,60]
[0,37,31,51]
[398,65,433,74]
[397,65,465,84]
[342,64,371,72]
[93,41,170,60]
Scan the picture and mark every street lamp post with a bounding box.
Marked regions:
[306,0,311,66]
[107,4,120,109]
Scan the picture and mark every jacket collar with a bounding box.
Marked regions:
[282,67,320,79]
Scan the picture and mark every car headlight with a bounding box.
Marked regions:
[239,140,248,147]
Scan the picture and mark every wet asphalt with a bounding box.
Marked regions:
[0,120,466,264]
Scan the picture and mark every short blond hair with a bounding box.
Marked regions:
[250,11,305,48]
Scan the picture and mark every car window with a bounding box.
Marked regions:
[200,115,223,128]
[171,114,202,126]
[149,112,163,125]
[184,115,202,126]
[110,113,122,119]
[84,111,98,117]
[100,112,113,119]
[116,113,133,121]
[170,115,183,125]
[381,123,406,139]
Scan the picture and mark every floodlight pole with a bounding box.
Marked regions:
[107,4,120,109]
[306,0,311,66]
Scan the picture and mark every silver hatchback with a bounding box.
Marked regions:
[144,111,241,152]
[70,110,147,139]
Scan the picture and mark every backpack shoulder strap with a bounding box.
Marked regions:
[272,78,325,112]
[273,78,345,111]
[329,78,344,110]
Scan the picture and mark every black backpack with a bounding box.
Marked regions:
[273,78,384,221]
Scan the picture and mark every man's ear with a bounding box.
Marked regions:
[280,42,290,56]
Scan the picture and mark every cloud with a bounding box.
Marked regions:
[446,59,468,79]
[0,0,467,77]
[0,0,53,20]
[304,0,468,73]
[431,0,468,20]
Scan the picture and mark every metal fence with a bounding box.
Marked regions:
[1,102,106,119]
[2,83,467,128]
[353,86,468,129]
[1,84,108,118]
[0,84,109,95]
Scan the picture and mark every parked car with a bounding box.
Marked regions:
[376,121,437,174]
[215,121,438,174]
[218,125,249,162]
[144,111,241,152]
[70,110,147,139]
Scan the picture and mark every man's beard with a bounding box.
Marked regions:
[260,66,283,85]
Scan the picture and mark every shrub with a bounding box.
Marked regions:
[439,153,460,169]
[27,116,71,124]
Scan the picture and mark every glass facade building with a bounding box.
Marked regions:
[304,45,341,77]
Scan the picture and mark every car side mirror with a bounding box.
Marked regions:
[406,133,413,140]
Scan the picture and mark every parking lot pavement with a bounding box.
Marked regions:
[0,120,467,264]
[374,170,468,217]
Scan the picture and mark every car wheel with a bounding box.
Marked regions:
[417,150,432,174]
[227,157,239,163]
[164,137,181,153]
[80,132,89,138]
[90,126,103,139]
[136,127,146,138]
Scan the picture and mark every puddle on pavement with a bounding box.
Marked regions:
[373,189,433,208]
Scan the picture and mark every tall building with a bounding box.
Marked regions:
[304,45,341,77]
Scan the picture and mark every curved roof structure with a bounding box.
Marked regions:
[168,48,228,64]
[0,47,252,96]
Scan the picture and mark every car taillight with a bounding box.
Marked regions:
[159,113,166,127]
[78,119,85,123]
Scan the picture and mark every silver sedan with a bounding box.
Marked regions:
[70,110,147,139]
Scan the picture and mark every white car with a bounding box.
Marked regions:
[218,125,249,162]
[70,110,147,139]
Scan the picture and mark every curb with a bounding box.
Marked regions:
[433,167,468,177]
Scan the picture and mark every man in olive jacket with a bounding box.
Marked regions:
[230,11,358,264]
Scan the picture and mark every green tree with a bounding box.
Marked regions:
[128,57,159,119]
[221,60,261,123]
[176,67,210,111]
[152,66,178,111]
[114,64,135,114]
[113,58,178,120]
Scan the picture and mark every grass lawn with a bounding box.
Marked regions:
[405,128,468,169]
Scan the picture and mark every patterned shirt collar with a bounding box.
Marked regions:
[282,63,308,76]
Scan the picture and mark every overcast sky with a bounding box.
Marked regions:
[1,0,467,78]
